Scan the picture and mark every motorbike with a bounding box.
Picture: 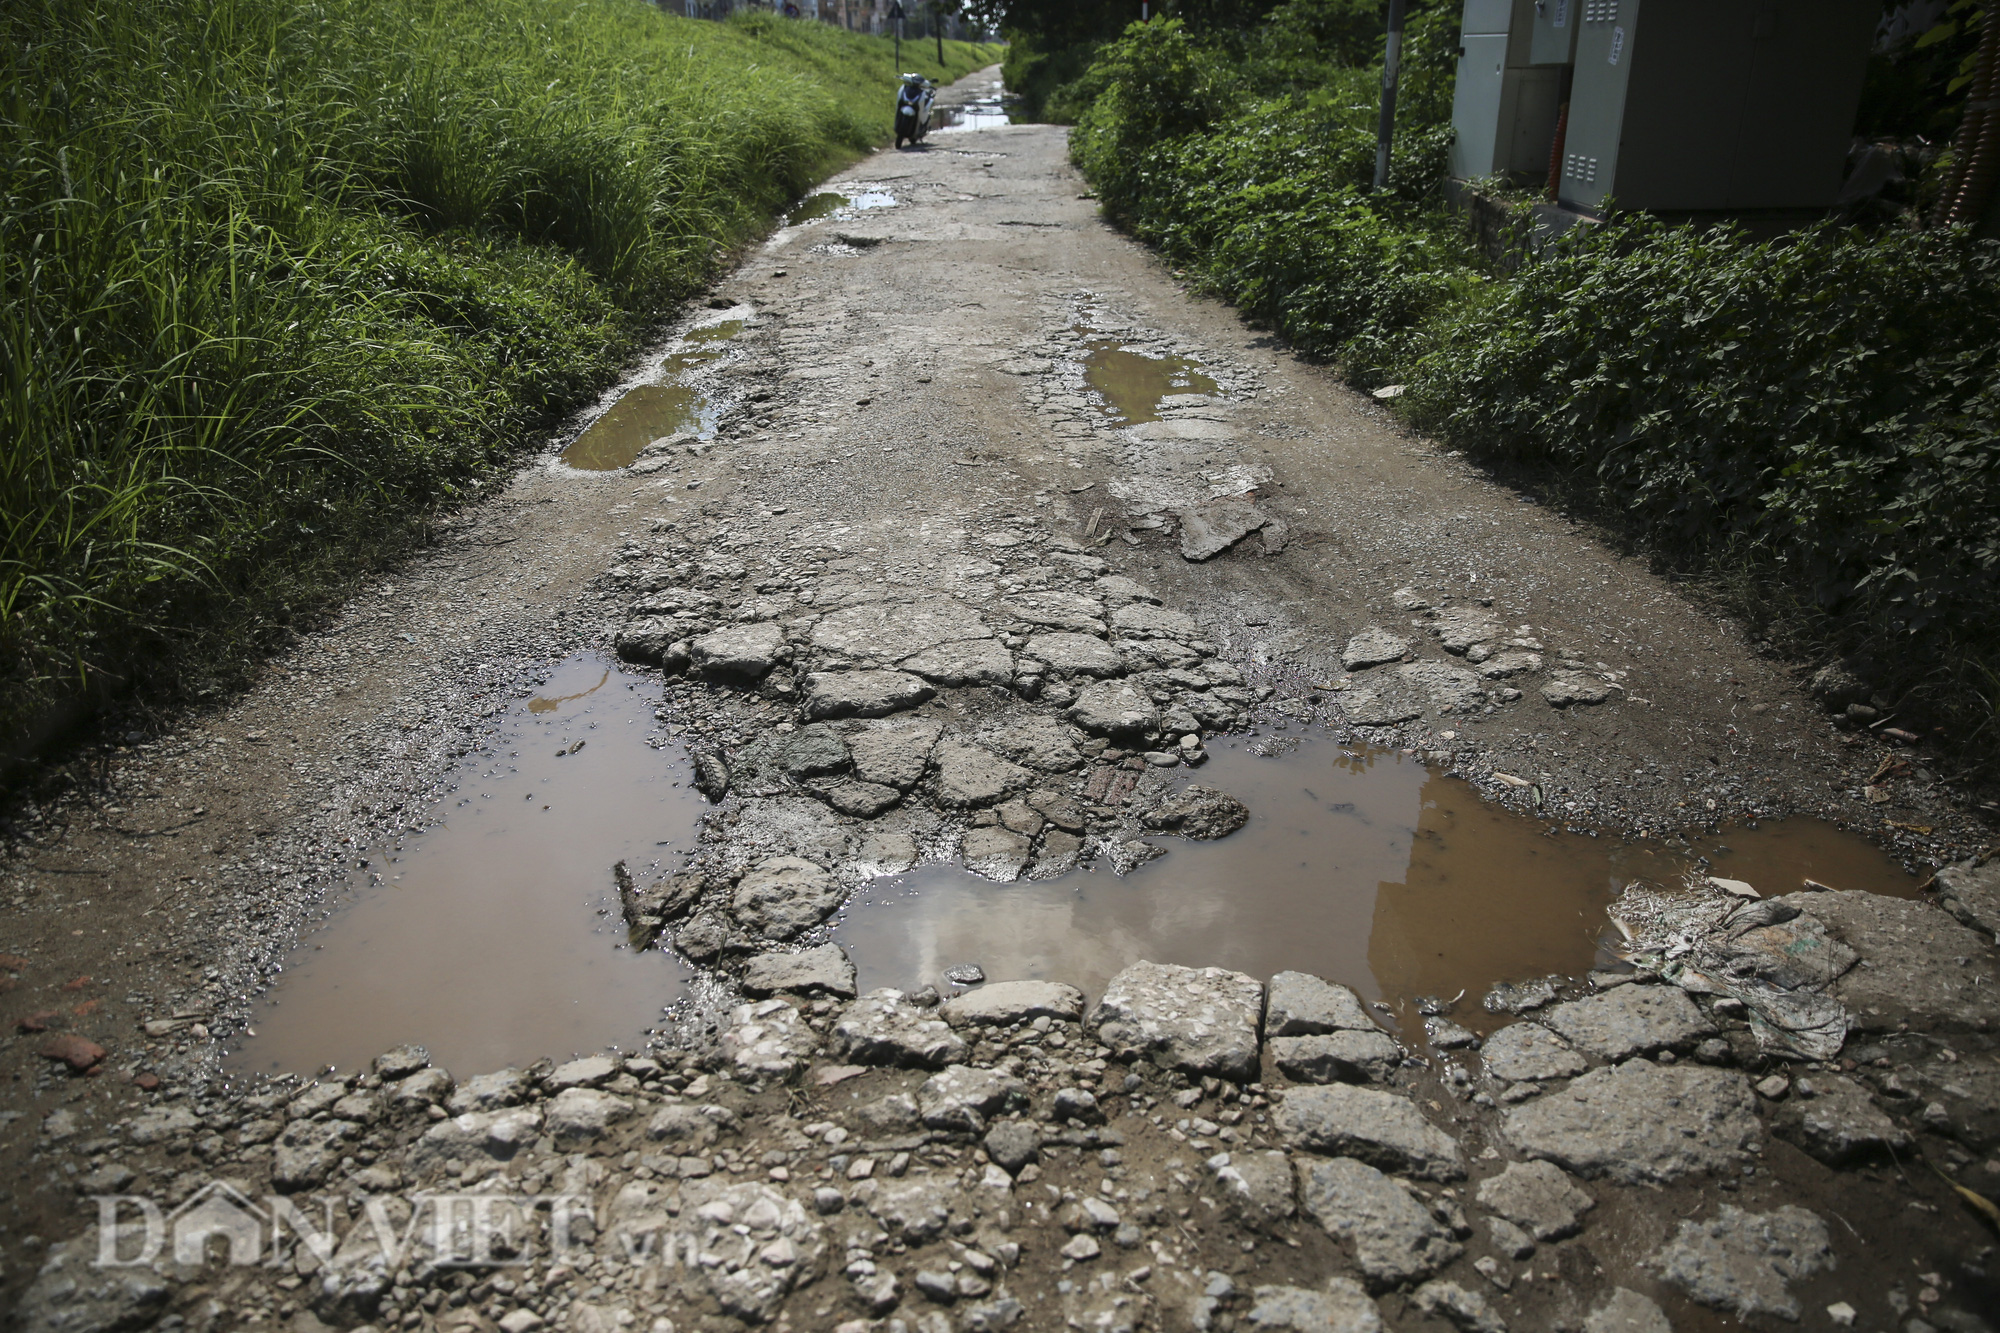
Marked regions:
[894,74,934,149]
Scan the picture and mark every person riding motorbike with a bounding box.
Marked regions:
[894,73,934,149]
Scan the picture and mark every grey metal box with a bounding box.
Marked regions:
[1450,0,1563,180]
[1558,0,1877,213]
[1461,0,1515,34]
[1529,0,1578,65]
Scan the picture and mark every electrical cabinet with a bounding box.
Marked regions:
[1557,0,1877,213]
[1449,0,1564,181]
[1529,0,1578,66]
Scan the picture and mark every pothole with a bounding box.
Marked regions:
[1082,339,1220,425]
[232,655,701,1077]
[830,731,1917,1035]
[560,320,740,471]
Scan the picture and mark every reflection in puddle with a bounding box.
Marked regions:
[934,99,1012,132]
[527,669,608,714]
[684,320,744,344]
[1083,340,1220,425]
[790,192,849,223]
[832,734,1916,1032]
[787,191,894,226]
[562,319,741,471]
[561,384,715,471]
[234,657,700,1076]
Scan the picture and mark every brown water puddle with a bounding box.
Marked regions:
[1083,340,1220,425]
[561,322,741,470]
[831,732,1917,1033]
[231,656,700,1077]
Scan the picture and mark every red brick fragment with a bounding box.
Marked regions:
[41,1034,106,1071]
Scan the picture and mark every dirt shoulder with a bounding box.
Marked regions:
[3,69,1998,1330]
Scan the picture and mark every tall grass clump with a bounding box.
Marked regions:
[0,0,996,766]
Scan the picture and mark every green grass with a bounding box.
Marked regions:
[0,0,996,766]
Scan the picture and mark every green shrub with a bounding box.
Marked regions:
[1408,219,2000,739]
[1066,0,2000,757]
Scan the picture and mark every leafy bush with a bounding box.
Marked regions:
[1408,220,2000,740]
[0,0,996,764]
[1070,19,1473,375]
[1066,0,2000,757]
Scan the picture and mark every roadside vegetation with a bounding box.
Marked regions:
[0,0,996,770]
[1042,0,2000,776]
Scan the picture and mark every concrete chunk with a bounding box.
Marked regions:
[1502,1059,1760,1185]
[1275,1085,1464,1181]
[741,944,858,998]
[1265,971,1377,1036]
[1541,985,1713,1061]
[1090,960,1264,1081]
[1479,1023,1588,1082]
[942,979,1086,1027]
[1297,1156,1462,1288]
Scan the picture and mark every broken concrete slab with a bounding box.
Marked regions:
[690,622,788,680]
[1780,889,2000,1032]
[831,990,968,1069]
[1210,1149,1298,1230]
[1934,854,2000,938]
[740,944,858,998]
[1542,674,1615,708]
[1479,1023,1588,1082]
[730,857,842,941]
[1271,1031,1402,1085]
[932,740,1032,808]
[1474,1160,1595,1241]
[1090,960,1264,1081]
[847,716,944,790]
[1275,1084,1464,1181]
[1067,679,1158,737]
[942,980,1086,1027]
[1178,495,1269,561]
[1775,1073,1913,1164]
[810,599,991,658]
[1110,602,1199,641]
[899,637,1014,687]
[802,670,935,720]
[1651,1205,1831,1321]
[1265,972,1378,1037]
[960,825,1033,881]
[1244,1279,1382,1332]
[1140,784,1249,839]
[1341,628,1411,671]
[1025,632,1125,678]
[1297,1156,1463,1289]
[1541,985,1714,1061]
[1582,1289,1672,1333]
[1502,1059,1760,1185]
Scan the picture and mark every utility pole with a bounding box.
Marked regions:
[889,0,904,66]
[934,0,944,63]
[1372,0,1407,193]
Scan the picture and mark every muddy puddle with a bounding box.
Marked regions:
[934,98,1011,132]
[832,731,1917,1034]
[1082,340,1220,425]
[787,190,895,226]
[239,695,1919,1075]
[561,322,740,470]
[232,656,700,1077]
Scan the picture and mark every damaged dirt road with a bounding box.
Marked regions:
[10,67,2000,1333]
